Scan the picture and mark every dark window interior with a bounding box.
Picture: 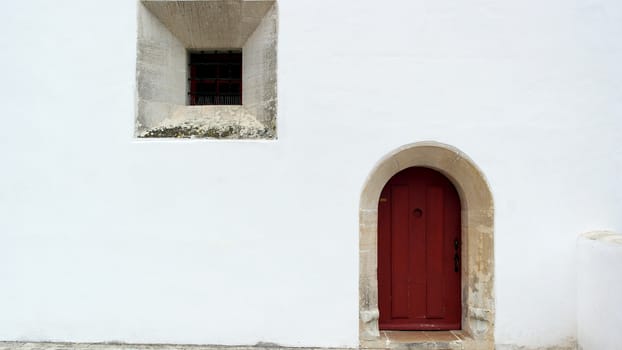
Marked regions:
[188,51,242,105]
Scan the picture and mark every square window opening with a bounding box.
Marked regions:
[188,50,242,106]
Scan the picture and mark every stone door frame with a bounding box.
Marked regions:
[359,141,495,350]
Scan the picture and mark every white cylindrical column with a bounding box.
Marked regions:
[577,231,622,350]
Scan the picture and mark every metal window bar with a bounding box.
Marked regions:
[188,52,242,106]
[188,94,242,106]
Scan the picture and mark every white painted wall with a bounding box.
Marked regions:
[577,232,622,350]
[0,0,621,348]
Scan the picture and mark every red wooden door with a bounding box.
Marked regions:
[378,167,461,330]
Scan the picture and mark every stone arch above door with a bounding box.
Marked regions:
[359,141,494,350]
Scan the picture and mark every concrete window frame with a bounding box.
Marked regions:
[359,141,495,350]
[135,0,278,139]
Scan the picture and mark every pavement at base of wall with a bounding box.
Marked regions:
[0,342,580,350]
[1,343,346,350]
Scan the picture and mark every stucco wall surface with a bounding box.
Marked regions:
[577,232,622,350]
[1,0,621,348]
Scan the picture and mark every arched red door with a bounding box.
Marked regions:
[378,167,461,330]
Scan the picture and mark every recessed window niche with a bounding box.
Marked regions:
[136,0,278,139]
[188,51,243,106]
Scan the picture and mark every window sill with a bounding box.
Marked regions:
[136,105,275,140]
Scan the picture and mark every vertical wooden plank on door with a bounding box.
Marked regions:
[391,184,410,319]
[378,188,391,323]
[444,184,462,326]
[426,186,445,319]
[411,179,427,319]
